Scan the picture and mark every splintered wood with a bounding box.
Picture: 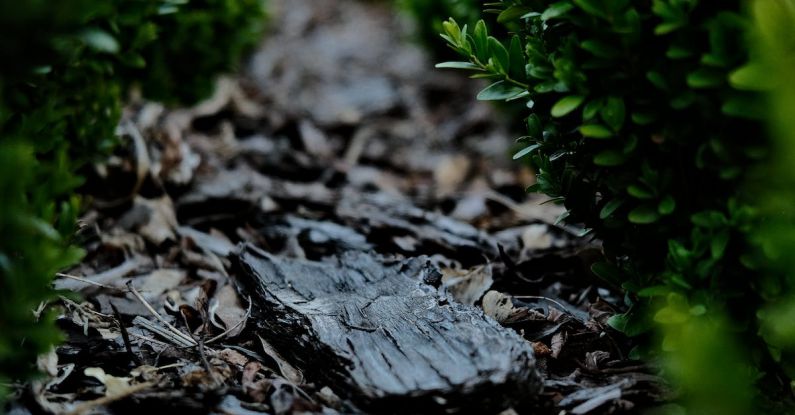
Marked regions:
[233,244,541,411]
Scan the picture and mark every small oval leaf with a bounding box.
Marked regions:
[551,95,585,117]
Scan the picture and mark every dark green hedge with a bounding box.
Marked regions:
[438,0,795,411]
[0,0,265,397]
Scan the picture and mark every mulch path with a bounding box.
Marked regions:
[9,1,669,413]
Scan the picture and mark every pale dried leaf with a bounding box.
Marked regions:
[84,367,133,397]
[551,331,567,359]
[441,264,493,306]
[258,335,304,384]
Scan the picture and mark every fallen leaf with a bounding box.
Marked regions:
[138,269,186,300]
[84,367,133,397]
[522,224,553,250]
[551,331,567,359]
[532,341,552,357]
[210,284,247,337]
[441,264,493,306]
[434,154,470,195]
[119,196,178,245]
[258,335,304,384]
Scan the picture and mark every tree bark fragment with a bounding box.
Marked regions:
[231,244,541,412]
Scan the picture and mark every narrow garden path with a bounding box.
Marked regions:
[18,0,668,413]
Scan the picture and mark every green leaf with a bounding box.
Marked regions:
[542,2,574,20]
[655,22,683,35]
[591,261,622,285]
[607,311,652,336]
[689,304,707,316]
[593,150,627,166]
[508,35,526,81]
[628,205,660,224]
[513,144,541,160]
[627,184,655,199]
[631,112,656,125]
[637,285,670,297]
[80,29,120,53]
[435,62,481,70]
[477,81,526,101]
[670,92,695,109]
[646,71,668,90]
[686,68,724,88]
[666,46,693,59]
[580,39,619,58]
[551,95,585,117]
[512,144,540,160]
[729,64,772,91]
[582,99,603,120]
[488,37,510,73]
[601,97,626,131]
[526,114,543,138]
[442,18,462,43]
[573,0,608,19]
[472,20,489,62]
[722,96,765,119]
[711,230,730,259]
[654,306,689,324]
[691,211,726,228]
[498,5,534,23]
[658,195,676,215]
[580,124,613,138]
[599,199,624,219]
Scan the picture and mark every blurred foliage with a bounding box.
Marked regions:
[654,294,755,415]
[125,0,266,104]
[748,0,795,387]
[0,0,265,399]
[437,0,795,411]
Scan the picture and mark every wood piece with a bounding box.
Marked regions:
[232,244,541,413]
[335,192,502,265]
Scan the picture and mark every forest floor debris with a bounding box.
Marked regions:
[10,0,668,413]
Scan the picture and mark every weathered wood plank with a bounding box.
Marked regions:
[232,244,540,412]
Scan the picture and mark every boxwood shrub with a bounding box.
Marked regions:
[0,0,265,398]
[437,0,794,408]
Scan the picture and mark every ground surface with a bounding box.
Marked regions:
[10,1,668,413]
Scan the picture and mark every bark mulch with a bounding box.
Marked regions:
[10,1,669,413]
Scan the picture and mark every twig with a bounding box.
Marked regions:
[59,297,113,318]
[132,316,195,348]
[55,273,125,291]
[181,312,219,385]
[513,295,573,315]
[127,331,172,348]
[110,302,139,365]
[127,282,197,346]
[55,257,142,290]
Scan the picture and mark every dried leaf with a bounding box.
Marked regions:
[551,331,567,359]
[258,335,304,385]
[441,264,493,305]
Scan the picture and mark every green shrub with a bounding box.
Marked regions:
[124,0,266,104]
[749,0,795,384]
[437,0,795,408]
[0,0,265,398]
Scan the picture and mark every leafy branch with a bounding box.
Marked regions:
[436,18,530,100]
